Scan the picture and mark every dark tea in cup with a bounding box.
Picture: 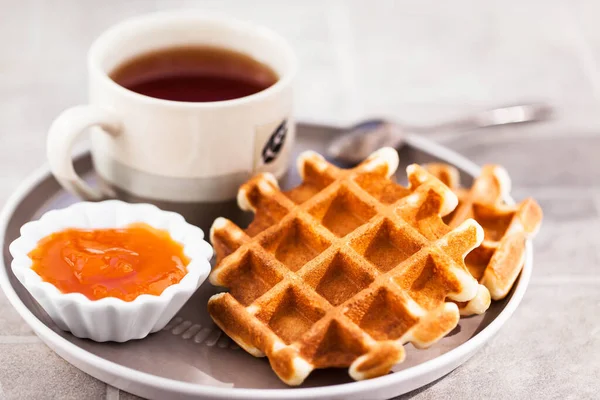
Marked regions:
[110,46,279,102]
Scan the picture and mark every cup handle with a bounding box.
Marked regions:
[47,105,122,200]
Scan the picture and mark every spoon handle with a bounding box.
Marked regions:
[326,103,552,165]
[423,103,552,135]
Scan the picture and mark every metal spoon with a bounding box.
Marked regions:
[326,103,553,165]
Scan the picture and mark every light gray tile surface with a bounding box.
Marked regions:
[0,0,599,399]
[0,291,34,336]
[0,342,107,399]
[451,136,600,187]
[118,391,146,400]
[518,190,600,279]
[400,284,600,399]
[346,0,599,119]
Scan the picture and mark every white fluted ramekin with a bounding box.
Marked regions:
[9,200,213,342]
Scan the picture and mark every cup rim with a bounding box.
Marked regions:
[88,10,297,109]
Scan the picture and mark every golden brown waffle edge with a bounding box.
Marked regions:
[425,163,543,302]
[208,148,490,385]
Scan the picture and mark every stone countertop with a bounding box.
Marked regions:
[1,0,599,399]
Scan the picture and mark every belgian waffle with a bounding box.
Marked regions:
[208,148,488,385]
[426,163,542,302]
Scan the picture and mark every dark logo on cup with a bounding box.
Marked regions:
[261,120,287,164]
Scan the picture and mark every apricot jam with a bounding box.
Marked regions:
[28,223,189,301]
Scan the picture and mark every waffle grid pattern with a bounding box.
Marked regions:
[209,149,486,385]
[426,163,543,301]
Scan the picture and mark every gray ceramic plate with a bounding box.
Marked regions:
[0,123,532,400]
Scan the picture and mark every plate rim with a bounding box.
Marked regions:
[0,134,533,399]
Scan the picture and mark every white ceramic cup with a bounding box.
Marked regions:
[47,12,296,213]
